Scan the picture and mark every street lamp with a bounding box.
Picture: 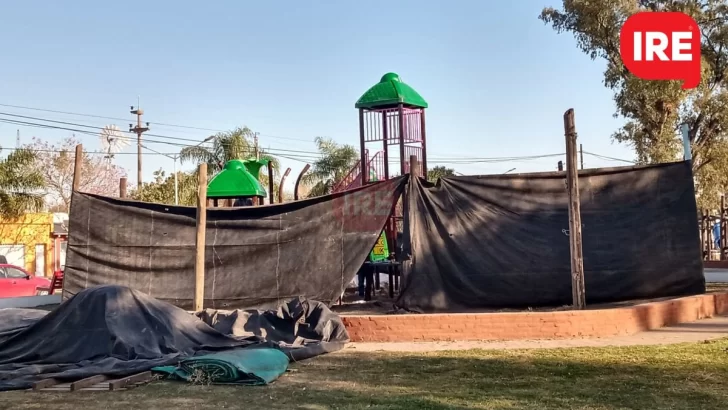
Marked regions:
[141,135,214,205]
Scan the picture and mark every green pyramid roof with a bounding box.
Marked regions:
[207,159,267,198]
[355,73,428,109]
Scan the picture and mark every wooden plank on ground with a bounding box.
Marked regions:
[109,372,153,391]
[32,378,60,390]
[70,375,109,391]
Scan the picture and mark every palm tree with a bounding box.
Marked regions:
[179,126,280,180]
[0,147,46,218]
[302,137,359,198]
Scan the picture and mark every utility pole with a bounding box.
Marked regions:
[129,103,150,187]
[564,108,586,309]
[579,143,584,169]
[16,130,20,148]
[254,132,260,159]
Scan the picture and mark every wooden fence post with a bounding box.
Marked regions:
[72,144,83,192]
[119,177,127,198]
[267,161,274,205]
[564,109,586,309]
[279,168,291,203]
[294,164,311,200]
[194,163,208,312]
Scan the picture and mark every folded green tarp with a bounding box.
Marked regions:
[152,348,289,385]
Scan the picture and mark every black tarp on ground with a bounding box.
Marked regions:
[64,177,406,310]
[396,161,704,312]
[0,285,350,391]
[196,297,350,362]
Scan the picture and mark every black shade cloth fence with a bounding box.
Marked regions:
[64,161,704,313]
[396,161,704,312]
[64,177,407,310]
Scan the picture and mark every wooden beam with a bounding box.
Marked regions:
[32,378,60,390]
[267,161,274,205]
[194,163,208,312]
[294,164,311,200]
[409,155,420,178]
[72,144,83,192]
[119,177,128,198]
[564,108,586,309]
[109,371,153,391]
[70,374,108,391]
[279,168,291,203]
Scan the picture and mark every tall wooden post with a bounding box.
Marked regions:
[267,162,274,205]
[72,144,83,192]
[194,163,208,312]
[564,109,586,309]
[119,177,127,198]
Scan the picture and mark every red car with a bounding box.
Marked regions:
[0,264,52,298]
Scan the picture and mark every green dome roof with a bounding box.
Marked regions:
[355,72,428,109]
[207,159,267,198]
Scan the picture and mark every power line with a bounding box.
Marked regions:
[0,116,326,156]
[0,102,314,142]
[582,151,635,164]
[429,153,565,164]
[0,145,324,162]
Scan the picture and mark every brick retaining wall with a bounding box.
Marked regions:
[342,293,728,342]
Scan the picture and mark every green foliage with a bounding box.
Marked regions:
[540,0,728,209]
[179,127,280,177]
[302,137,359,198]
[0,147,46,218]
[130,169,198,206]
[178,126,282,203]
[26,136,127,212]
[427,166,455,182]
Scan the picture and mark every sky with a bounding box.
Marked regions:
[0,0,634,194]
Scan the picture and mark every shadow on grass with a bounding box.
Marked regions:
[268,343,728,410]
[5,340,728,410]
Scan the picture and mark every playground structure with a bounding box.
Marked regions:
[332,73,429,265]
[60,68,713,343]
[206,158,274,207]
[699,199,728,261]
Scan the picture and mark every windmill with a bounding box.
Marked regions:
[99,125,129,166]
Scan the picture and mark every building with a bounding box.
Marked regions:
[0,212,68,277]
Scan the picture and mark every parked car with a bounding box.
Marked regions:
[0,264,52,298]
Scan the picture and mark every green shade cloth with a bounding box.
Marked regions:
[152,348,289,385]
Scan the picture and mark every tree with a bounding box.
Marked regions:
[130,169,198,206]
[427,166,456,182]
[179,126,279,177]
[540,0,728,208]
[302,137,359,197]
[25,137,128,212]
[0,147,45,218]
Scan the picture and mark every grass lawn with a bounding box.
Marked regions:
[3,338,728,410]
